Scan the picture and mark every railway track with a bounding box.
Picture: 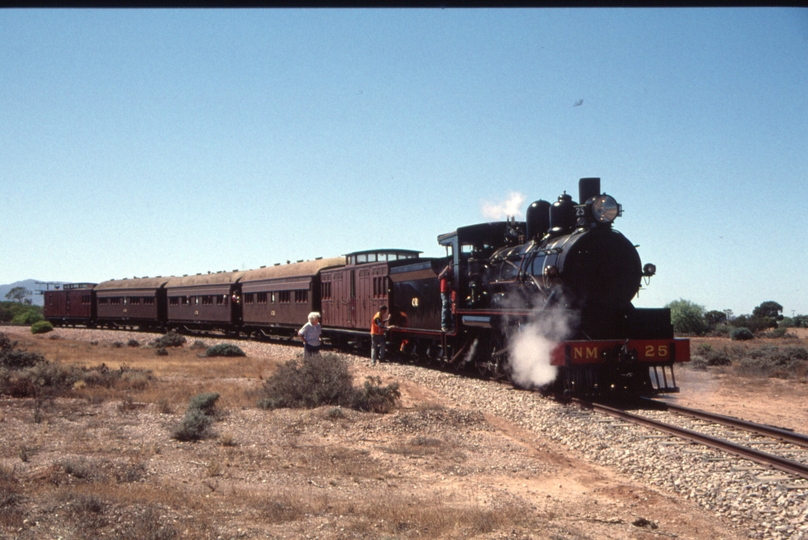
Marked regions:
[574,398,808,481]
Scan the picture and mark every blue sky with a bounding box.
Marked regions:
[2,8,807,317]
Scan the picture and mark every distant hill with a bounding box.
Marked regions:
[0,279,66,307]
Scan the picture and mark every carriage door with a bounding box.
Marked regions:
[327,269,353,329]
[350,269,357,328]
[355,267,375,330]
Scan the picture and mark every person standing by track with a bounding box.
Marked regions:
[370,305,389,366]
[438,263,454,332]
[298,312,322,356]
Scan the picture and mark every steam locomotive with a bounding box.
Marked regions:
[44,177,689,397]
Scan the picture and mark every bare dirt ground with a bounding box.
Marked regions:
[673,328,808,432]
[1,325,806,539]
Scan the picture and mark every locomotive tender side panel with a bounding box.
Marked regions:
[390,260,443,331]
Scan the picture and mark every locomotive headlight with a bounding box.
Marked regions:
[591,195,621,223]
[643,263,656,277]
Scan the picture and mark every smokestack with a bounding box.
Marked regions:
[578,177,601,205]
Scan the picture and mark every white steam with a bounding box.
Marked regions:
[482,192,526,220]
[508,312,576,388]
[463,339,479,364]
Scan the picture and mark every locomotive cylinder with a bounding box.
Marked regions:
[549,193,576,236]
[526,199,551,241]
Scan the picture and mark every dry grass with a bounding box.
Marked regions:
[0,329,562,539]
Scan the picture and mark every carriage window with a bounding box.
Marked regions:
[99,298,108,305]
[244,293,254,304]
[144,297,154,305]
[294,290,308,303]
[169,297,179,306]
[373,276,387,298]
[279,291,290,303]
[257,292,268,304]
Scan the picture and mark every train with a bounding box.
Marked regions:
[43,177,689,397]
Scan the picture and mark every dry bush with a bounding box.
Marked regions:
[0,333,46,369]
[258,353,400,413]
[731,345,808,379]
[385,436,445,457]
[258,352,355,410]
[0,336,155,400]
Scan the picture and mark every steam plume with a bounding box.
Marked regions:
[482,192,526,220]
[508,311,576,388]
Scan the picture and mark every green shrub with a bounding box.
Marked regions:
[666,299,707,336]
[150,331,186,348]
[190,340,207,350]
[172,392,221,441]
[203,344,246,357]
[30,321,54,334]
[730,327,754,341]
[10,309,43,326]
[1,303,44,325]
[172,408,213,441]
[188,392,220,415]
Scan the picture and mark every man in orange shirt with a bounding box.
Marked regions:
[370,305,388,366]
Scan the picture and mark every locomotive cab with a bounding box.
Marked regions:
[437,221,525,310]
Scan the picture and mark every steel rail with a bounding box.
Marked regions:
[574,400,808,481]
[641,398,808,449]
